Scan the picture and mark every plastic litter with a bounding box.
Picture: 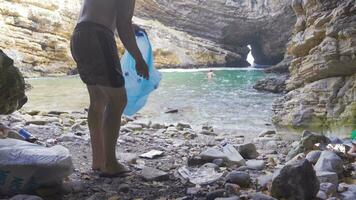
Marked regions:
[0,138,74,195]
[120,30,162,116]
[177,165,223,185]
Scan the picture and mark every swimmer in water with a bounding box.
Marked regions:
[207,69,216,80]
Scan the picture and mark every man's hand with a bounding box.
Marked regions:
[136,57,149,80]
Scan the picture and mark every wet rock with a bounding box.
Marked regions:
[258,130,276,137]
[306,150,322,164]
[223,144,246,166]
[246,160,265,170]
[141,167,169,181]
[316,171,338,185]
[206,189,225,200]
[250,193,277,200]
[139,150,164,159]
[271,159,319,200]
[319,182,337,196]
[314,151,343,176]
[253,77,287,93]
[9,195,43,200]
[286,132,330,161]
[226,171,251,188]
[225,183,241,196]
[237,143,259,159]
[339,185,356,200]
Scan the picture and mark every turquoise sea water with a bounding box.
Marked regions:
[23,68,281,136]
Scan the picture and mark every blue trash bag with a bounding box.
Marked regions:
[120,30,162,116]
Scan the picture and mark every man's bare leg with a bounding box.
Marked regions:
[87,85,108,170]
[98,85,128,174]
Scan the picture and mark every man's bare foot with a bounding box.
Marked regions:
[100,162,131,177]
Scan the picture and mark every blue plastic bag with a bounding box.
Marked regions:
[120,30,162,116]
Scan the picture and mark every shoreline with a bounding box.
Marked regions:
[1,110,355,199]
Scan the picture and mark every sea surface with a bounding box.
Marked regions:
[23,68,282,136]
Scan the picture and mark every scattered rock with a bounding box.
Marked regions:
[246,160,265,170]
[316,171,338,185]
[141,167,169,181]
[225,183,241,196]
[237,143,259,159]
[306,150,322,164]
[200,147,227,161]
[9,195,43,200]
[223,144,246,166]
[319,182,337,196]
[314,151,343,176]
[271,159,319,200]
[258,130,276,137]
[176,122,191,130]
[215,196,239,200]
[117,153,138,164]
[316,191,327,200]
[226,171,251,188]
[118,184,130,193]
[165,109,178,114]
[250,193,277,200]
[257,174,273,190]
[339,184,356,200]
[124,123,143,131]
[206,189,225,200]
[286,132,330,161]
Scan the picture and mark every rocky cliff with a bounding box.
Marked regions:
[136,0,296,66]
[0,50,27,114]
[272,0,356,132]
[0,0,81,77]
[0,0,295,76]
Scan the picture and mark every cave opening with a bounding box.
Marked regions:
[246,45,255,67]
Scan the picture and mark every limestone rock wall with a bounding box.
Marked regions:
[136,0,296,66]
[0,49,27,114]
[273,0,356,131]
[0,0,81,77]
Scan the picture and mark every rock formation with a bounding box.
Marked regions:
[0,50,27,114]
[0,0,81,77]
[272,0,356,132]
[136,0,296,66]
[0,0,296,76]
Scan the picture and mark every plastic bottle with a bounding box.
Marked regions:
[18,128,37,143]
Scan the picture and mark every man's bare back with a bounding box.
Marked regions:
[78,0,118,32]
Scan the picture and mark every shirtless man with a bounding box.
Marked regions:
[70,0,149,177]
[207,69,216,80]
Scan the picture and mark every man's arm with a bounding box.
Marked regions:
[117,0,149,79]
